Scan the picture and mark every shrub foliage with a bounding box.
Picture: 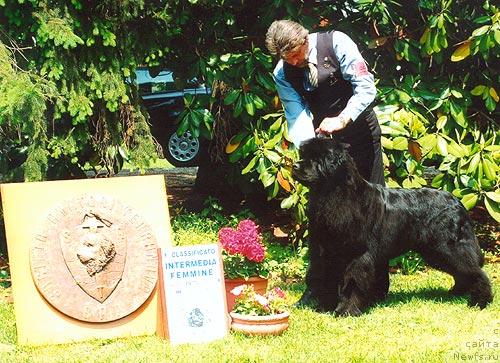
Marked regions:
[0,1,498,224]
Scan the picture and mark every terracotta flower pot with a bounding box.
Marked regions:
[224,277,268,312]
[229,311,290,336]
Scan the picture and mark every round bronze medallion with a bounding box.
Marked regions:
[30,194,158,322]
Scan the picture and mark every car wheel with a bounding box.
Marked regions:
[164,130,202,167]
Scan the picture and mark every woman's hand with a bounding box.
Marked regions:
[315,115,351,134]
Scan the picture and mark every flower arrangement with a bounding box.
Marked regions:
[218,219,269,279]
[230,284,288,316]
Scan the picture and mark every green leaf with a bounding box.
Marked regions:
[467,153,481,174]
[260,171,275,187]
[485,97,497,112]
[447,139,466,158]
[280,195,295,209]
[431,31,441,53]
[396,167,408,178]
[220,53,231,62]
[405,158,417,174]
[438,32,448,48]
[380,121,408,136]
[431,174,444,188]
[474,16,491,24]
[224,89,240,105]
[263,149,281,163]
[264,133,282,149]
[393,137,408,151]
[484,144,500,152]
[472,25,489,37]
[436,115,447,129]
[451,41,471,62]
[269,180,280,199]
[118,146,129,160]
[449,100,467,127]
[471,85,486,96]
[461,193,478,210]
[437,135,448,156]
[418,133,437,154]
[256,157,266,174]
[244,93,255,116]
[228,147,243,163]
[256,72,275,91]
[269,118,282,132]
[402,178,417,188]
[397,91,411,103]
[417,89,440,101]
[253,94,265,109]
[234,93,244,117]
[460,174,479,190]
[415,176,427,185]
[484,196,500,222]
[482,159,497,180]
[381,136,394,150]
[262,112,282,120]
[242,155,258,174]
[485,191,500,203]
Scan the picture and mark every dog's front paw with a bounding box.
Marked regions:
[294,289,320,309]
[334,301,363,317]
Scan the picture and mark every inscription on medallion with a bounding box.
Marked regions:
[30,194,158,323]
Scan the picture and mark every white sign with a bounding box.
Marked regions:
[160,244,228,345]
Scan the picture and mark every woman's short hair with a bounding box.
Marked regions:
[265,20,308,58]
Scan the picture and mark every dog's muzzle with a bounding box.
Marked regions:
[292,161,307,183]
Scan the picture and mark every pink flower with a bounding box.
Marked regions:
[273,287,285,298]
[242,242,265,262]
[218,219,266,262]
[230,285,246,296]
[218,227,241,255]
[237,220,260,241]
[255,294,269,307]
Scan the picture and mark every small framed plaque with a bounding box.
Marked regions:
[158,244,229,344]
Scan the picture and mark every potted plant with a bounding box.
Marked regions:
[218,219,270,311]
[229,284,290,336]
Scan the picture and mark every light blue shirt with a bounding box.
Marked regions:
[273,31,376,147]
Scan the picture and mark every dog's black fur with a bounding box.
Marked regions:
[293,137,493,316]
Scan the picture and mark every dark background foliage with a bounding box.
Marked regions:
[0,0,498,226]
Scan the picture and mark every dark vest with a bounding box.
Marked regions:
[284,30,353,128]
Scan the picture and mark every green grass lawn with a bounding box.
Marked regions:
[0,209,498,363]
[1,265,498,362]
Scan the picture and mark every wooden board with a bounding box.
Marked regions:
[1,175,172,345]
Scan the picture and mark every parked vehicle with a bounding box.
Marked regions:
[136,67,210,167]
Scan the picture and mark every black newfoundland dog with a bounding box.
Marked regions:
[293,137,493,316]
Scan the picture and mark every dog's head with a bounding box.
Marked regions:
[77,234,116,276]
[293,137,350,186]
